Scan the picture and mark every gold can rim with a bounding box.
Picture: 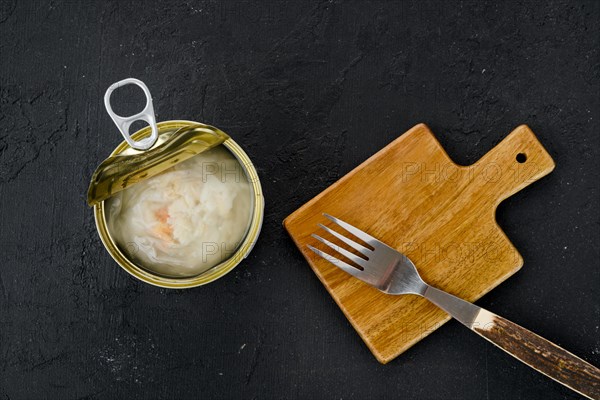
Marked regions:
[93,120,264,289]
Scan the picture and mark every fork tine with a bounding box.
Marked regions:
[307,245,366,281]
[317,223,372,257]
[311,234,368,268]
[323,213,377,244]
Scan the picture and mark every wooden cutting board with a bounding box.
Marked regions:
[283,124,555,364]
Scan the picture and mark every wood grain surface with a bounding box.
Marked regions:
[284,123,556,363]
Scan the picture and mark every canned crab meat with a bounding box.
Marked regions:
[106,145,253,277]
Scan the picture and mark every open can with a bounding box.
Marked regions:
[88,79,264,288]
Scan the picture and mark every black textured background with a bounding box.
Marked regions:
[0,1,599,399]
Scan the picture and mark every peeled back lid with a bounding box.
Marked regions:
[87,122,229,207]
[88,78,229,206]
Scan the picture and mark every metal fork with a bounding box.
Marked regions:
[308,213,600,399]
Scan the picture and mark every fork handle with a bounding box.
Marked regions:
[423,286,600,399]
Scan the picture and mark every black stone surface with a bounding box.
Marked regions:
[0,1,598,399]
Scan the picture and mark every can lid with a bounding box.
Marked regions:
[87,123,229,206]
[87,79,229,206]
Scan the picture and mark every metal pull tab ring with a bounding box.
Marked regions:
[104,78,158,150]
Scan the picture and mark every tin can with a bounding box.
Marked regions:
[89,80,264,288]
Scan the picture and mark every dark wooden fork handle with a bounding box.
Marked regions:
[473,311,600,399]
[424,286,600,399]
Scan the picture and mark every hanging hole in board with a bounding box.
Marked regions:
[516,153,527,163]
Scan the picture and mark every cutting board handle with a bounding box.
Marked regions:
[471,125,555,206]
